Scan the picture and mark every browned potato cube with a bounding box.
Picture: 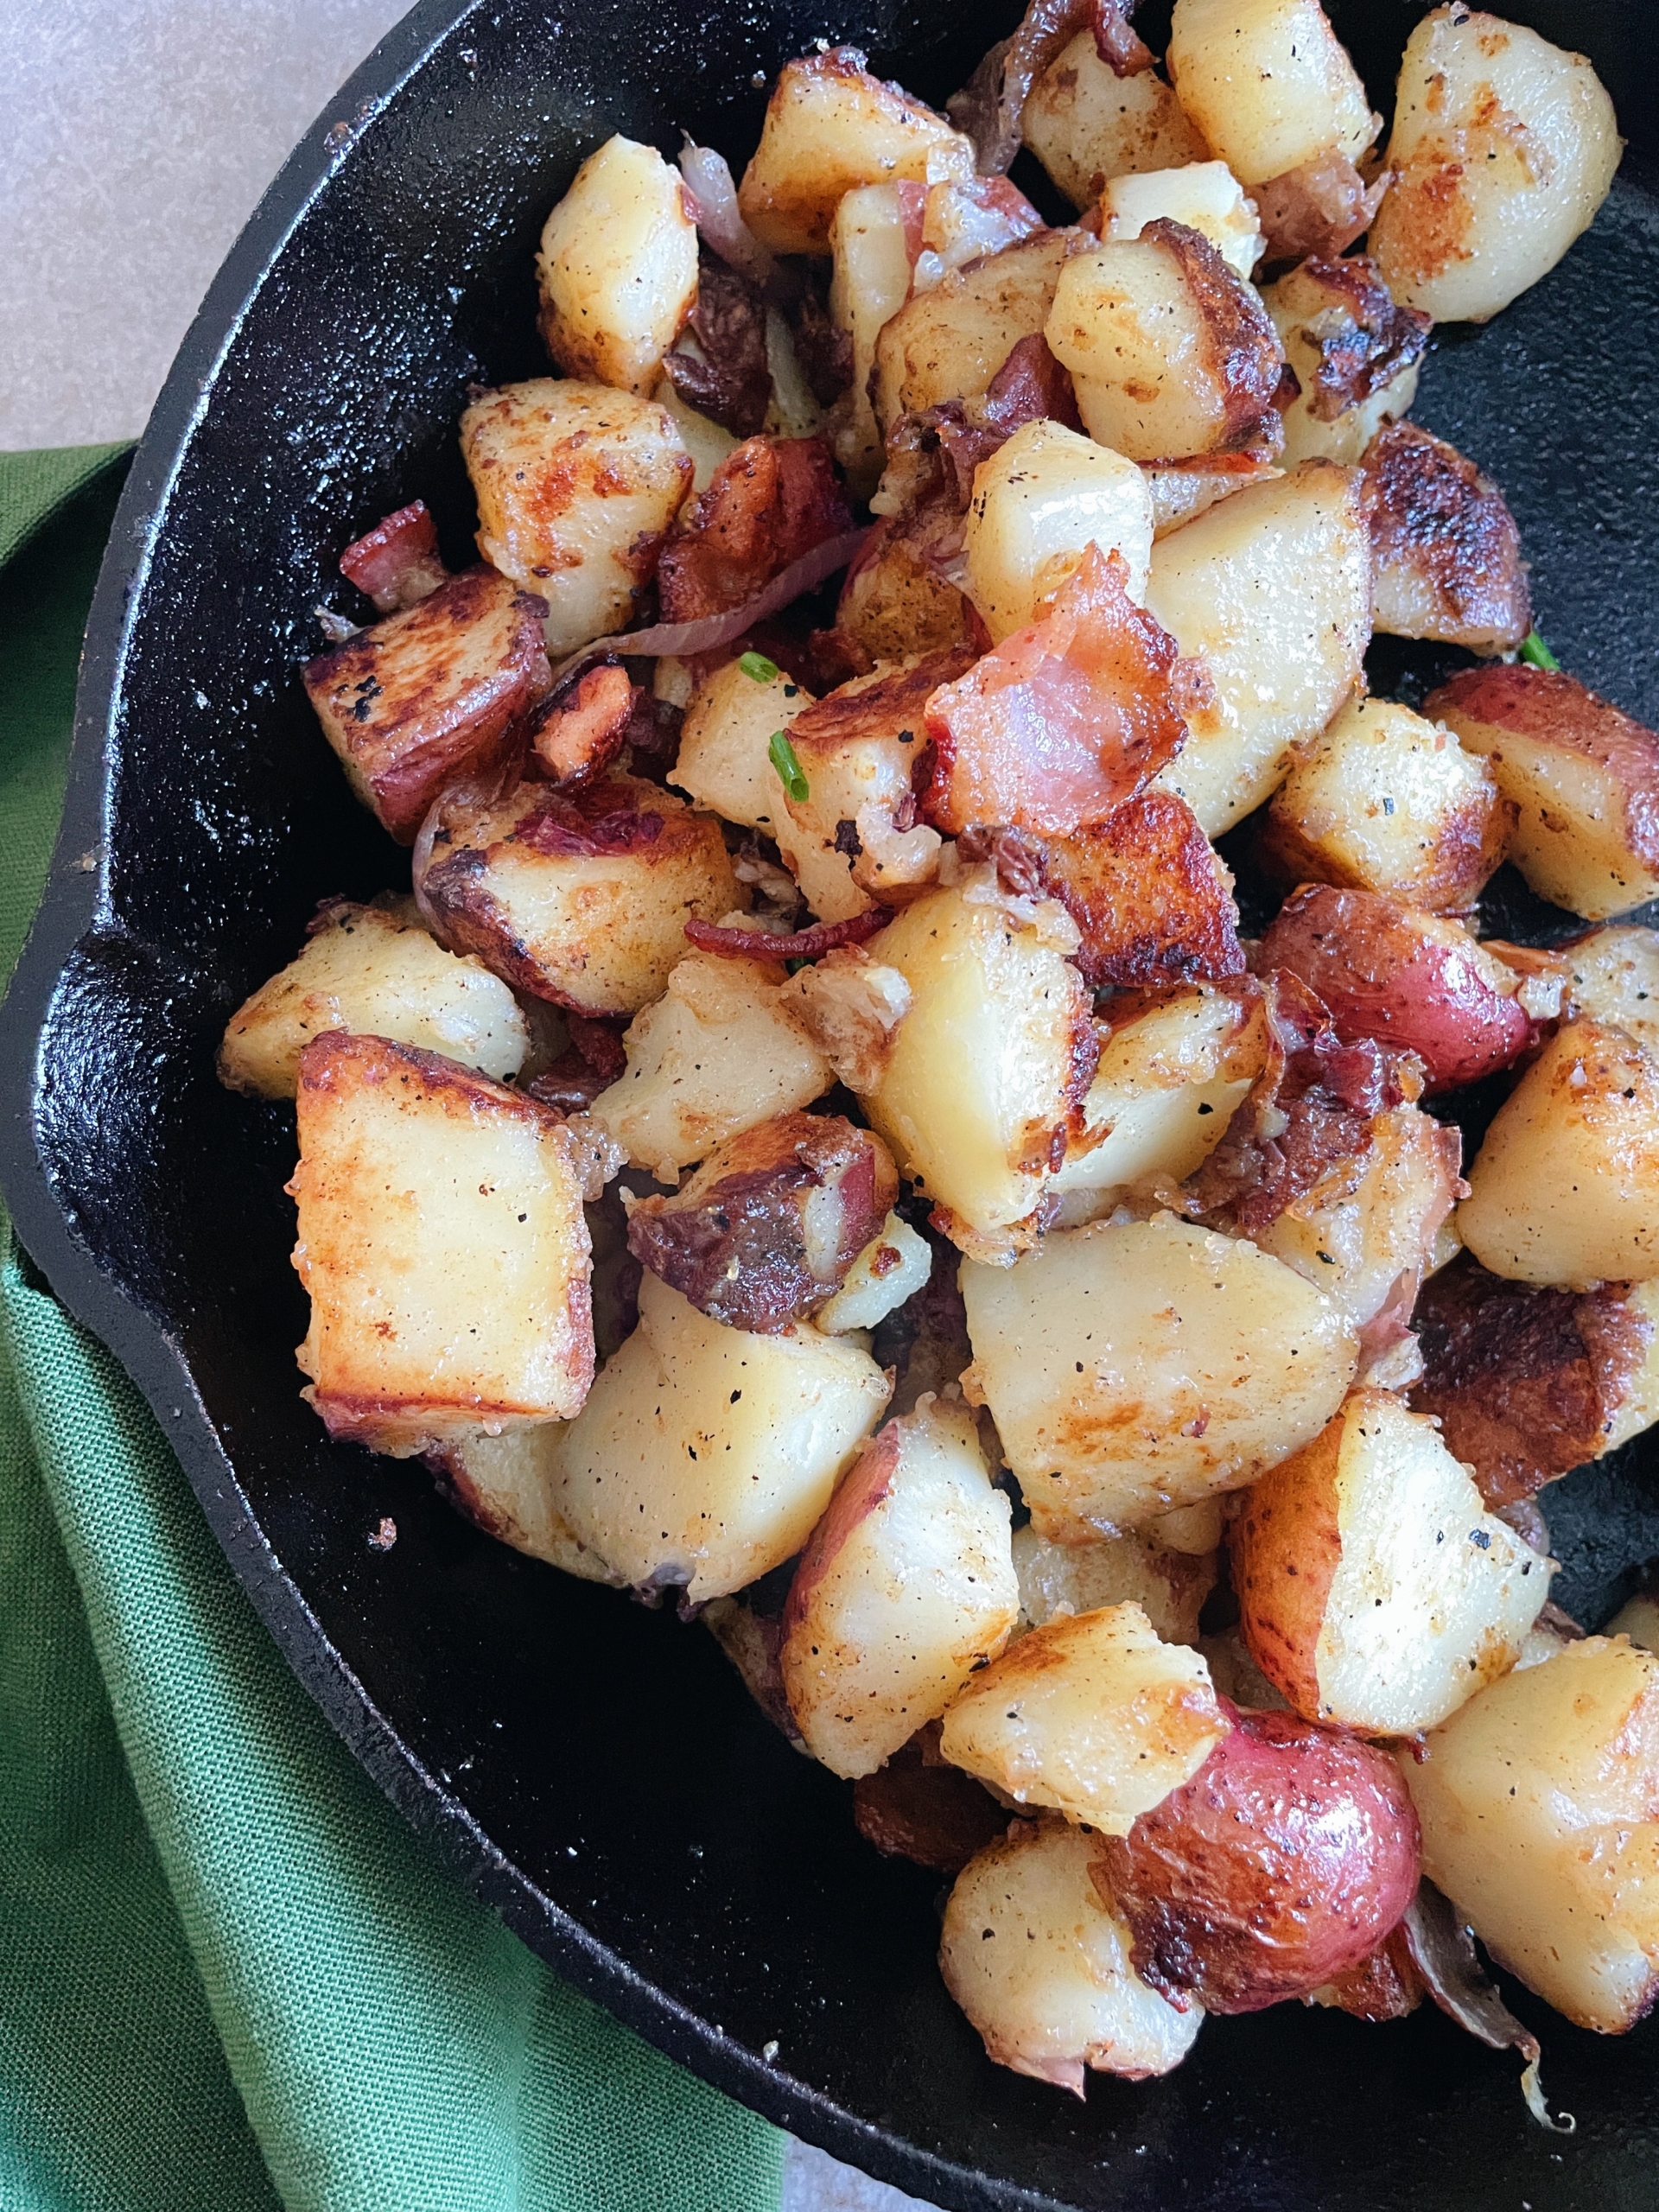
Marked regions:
[1563,924,1659,1058]
[1037,791,1245,988]
[1166,0,1376,188]
[1357,423,1530,654]
[1262,256,1430,470]
[426,1425,623,1583]
[289,1033,594,1455]
[873,230,1080,431]
[1022,32,1208,211]
[535,135,698,395]
[302,567,550,843]
[419,773,739,1018]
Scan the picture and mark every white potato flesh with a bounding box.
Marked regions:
[1263,696,1507,911]
[290,1035,593,1455]
[1370,8,1621,325]
[859,884,1094,1260]
[830,183,920,492]
[783,665,948,922]
[218,902,528,1098]
[669,658,813,833]
[1098,162,1266,280]
[461,380,692,655]
[428,1423,623,1583]
[1264,263,1423,469]
[940,1602,1229,1834]
[816,1211,933,1333]
[536,136,697,396]
[963,1212,1358,1537]
[1564,925,1659,1059]
[552,1272,889,1601]
[1012,1522,1215,1647]
[1048,986,1261,1215]
[653,376,739,495]
[1023,34,1209,211]
[1150,1497,1226,1554]
[1457,1020,1659,1287]
[1406,1637,1659,2031]
[736,49,973,256]
[1235,1391,1549,1735]
[1604,1585,1659,1651]
[874,231,1077,430]
[941,1820,1202,2090]
[1166,0,1377,185]
[963,417,1154,641]
[781,1397,1019,1777]
[1146,461,1372,835]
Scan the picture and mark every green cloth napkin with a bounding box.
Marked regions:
[0,447,787,2212]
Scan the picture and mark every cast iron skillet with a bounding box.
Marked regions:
[4,3,1659,2204]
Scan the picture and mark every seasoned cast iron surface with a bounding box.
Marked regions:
[4,2,1659,2205]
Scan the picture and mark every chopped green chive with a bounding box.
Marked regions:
[739,650,781,683]
[769,729,809,804]
[1520,629,1560,672]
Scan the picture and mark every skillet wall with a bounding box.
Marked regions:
[5,3,1659,2208]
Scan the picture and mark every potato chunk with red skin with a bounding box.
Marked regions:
[873,230,1082,432]
[425,1424,623,1584]
[1230,1389,1548,1736]
[1166,0,1377,190]
[1095,1705,1421,2015]
[1427,664,1659,921]
[941,1821,1204,2093]
[419,773,739,1019]
[851,1721,1012,1875]
[1357,423,1531,655]
[302,568,550,844]
[1022,34,1207,211]
[1405,1637,1659,2033]
[626,1113,898,1334]
[289,1034,594,1456]
[656,435,854,625]
[1258,885,1539,1093]
[1019,791,1245,989]
[780,1397,1019,1778]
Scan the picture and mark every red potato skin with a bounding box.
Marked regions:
[1228,1410,1346,1721]
[782,1422,903,1643]
[1094,1705,1421,2014]
[1257,884,1535,1093]
[657,435,855,624]
[1253,154,1389,267]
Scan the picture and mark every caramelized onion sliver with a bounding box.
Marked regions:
[410,761,520,946]
[684,910,892,962]
[677,139,779,289]
[1402,1882,1574,2134]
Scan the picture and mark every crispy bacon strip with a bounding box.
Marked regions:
[683,911,891,961]
[339,499,448,613]
[918,543,1187,837]
[657,435,855,626]
[664,251,773,438]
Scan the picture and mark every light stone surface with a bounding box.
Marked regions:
[4,5,950,2207]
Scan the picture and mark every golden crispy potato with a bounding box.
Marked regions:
[588,950,831,1182]
[780,1397,1019,1777]
[671,657,814,830]
[1261,696,1512,912]
[1370,7,1620,324]
[940,1820,1204,2091]
[219,901,528,1099]
[815,1211,934,1334]
[1458,1020,1659,1287]
[1232,1389,1548,1734]
[1427,664,1659,920]
[1097,162,1266,280]
[962,1212,1358,1536]
[1406,1636,1659,2031]
[419,773,738,1018]
[551,1271,889,1601]
[1262,256,1429,469]
[302,567,550,842]
[1358,423,1531,654]
[940,1602,1229,1834]
[873,230,1079,430]
[1036,791,1247,992]
[829,182,922,492]
[1166,0,1376,186]
[1563,924,1659,1058]
[1147,460,1372,835]
[737,47,973,255]
[1012,1523,1216,1647]
[536,135,698,394]
[461,379,691,655]
[1022,34,1208,211]
[426,1424,623,1582]
[289,1033,594,1455]
[963,417,1154,641]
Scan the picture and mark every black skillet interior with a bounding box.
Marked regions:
[3,3,1659,2206]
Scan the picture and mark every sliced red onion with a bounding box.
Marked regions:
[1402,1884,1574,2134]
[685,910,891,962]
[544,526,870,692]
[410,762,519,945]
[678,139,778,289]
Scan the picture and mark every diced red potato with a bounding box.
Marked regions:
[780,1396,1019,1777]
[1096,162,1266,281]
[1165,0,1378,189]
[302,567,550,843]
[1405,1636,1659,2032]
[873,229,1083,432]
[940,1820,1204,2091]
[667,655,836,907]
[1357,423,1532,655]
[1262,257,1431,471]
[961,1211,1358,1538]
[551,1270,890,1601]
[1427,665,1659,921]
[1011,1522,1216,1647]
[1022,33,1208,211]
[1095,1704,1421,2014]
[1036,791,1246,989]
[1561,925,1659,1058]
[1260,696,1514,912]
[1230,1389,1550,1736]
[626,1113,899,1333]
[338,499,448,613]
[1456,1020,1659,1287]
[535,135,699,395]
[963,417,1155,640]
[425,1422,623,1583]
[1257,885,1541,1092]
[829,182,925,490]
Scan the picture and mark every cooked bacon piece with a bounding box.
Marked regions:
[525,662,635,786]
[1186,969,1405,1236]
[948,0,1148,175]
[657,435,855,626]
[1258,884,1540,1094]
[1253,151,1391,267]
[1410,1252,1656,1507]
[515,784,666,858]
[626,1112,899,1332]
[683,911,892,961]
[784,262,855,409]
[339,499,448,613]
[1358,423,1531,653]
[1287,255,1431,423]
[853,1722,1014,1875]
[871,1226,975,1414]
[918,543,1187,837]
[664,251,773,438]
